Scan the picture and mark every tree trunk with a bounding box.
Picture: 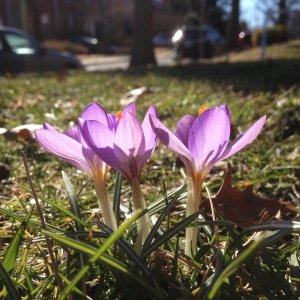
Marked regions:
[130,0,157,67]
[228,0,240,51]
[278,0,288,27]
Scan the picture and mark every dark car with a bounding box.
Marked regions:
[172,25,225,59]
[0,26,82,73]
[70,36,100,54]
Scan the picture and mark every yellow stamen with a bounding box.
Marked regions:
[198,105,208,116]
[116,110,122,120]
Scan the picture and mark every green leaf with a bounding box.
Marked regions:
[142,182,187,254]
[15,182,89,229]
[3,206,33,273]
[141,211,201,259]
[44,210,159,300]
[241,220,300,234]
[0,207,63,233]
[23,268,34,294]
[0,261,21,300]
[62,171,83,231]
[207,233,266,299]
[113,172,122,226]
[147,184,188,216]
[96,221,151,277]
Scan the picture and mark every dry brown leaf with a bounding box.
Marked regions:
[203,164,294,227]
[1,124,42,141]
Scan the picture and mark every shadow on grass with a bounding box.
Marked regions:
[127,58,300,93]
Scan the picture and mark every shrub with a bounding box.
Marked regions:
[252,25,288,46]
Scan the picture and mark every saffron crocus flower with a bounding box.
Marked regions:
[80,104,157,249]
[35,102,118,231]
[150,105,266,257]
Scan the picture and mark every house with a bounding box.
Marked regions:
[0,0,132,40]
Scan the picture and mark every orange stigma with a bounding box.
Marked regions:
[116,110,122,120]
[198,105,208,116]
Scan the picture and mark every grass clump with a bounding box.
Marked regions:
[0,56,299,299]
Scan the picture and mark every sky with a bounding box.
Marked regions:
[240,0,266,29]
[241,0,300,29]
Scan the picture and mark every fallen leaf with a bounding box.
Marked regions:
[120,87,148,105]
[203,164,295,227]
[1,124,42,141]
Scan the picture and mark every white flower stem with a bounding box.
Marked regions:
[93,175,117,231]
[185,177,202,257]
[131,177,151,253]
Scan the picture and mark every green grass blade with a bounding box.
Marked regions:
[43,230,146,292]
[207,233,266,299]
[241,220,300,234]
[15,182,89,229]
[0,206,64,233]
[62,171,83,231]
[55,210,151,299]
[0,261,21,300]
[3,206,34,273]
[43,230,97,256]
[113,172,122,226]
[142,182,187,254]
[147,183,188,216]
[23,268,34,294]
[97,221,151,277]
[0,207,40,231]
[141,211,201,259]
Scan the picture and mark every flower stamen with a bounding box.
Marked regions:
[116,111,122,120]
[198,105,208,116]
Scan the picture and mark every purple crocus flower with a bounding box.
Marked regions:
[80,104,157,183]
[80,104,157,249]
[150,104,266,256]
[35,102,120,230]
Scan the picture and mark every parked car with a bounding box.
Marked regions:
[153,32,172,47]
[70,36,100,54]
[0,26,82,73]
[172,25,225,59]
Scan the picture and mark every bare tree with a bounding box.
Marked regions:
[257,0,298,27]
[130,0,157,67]
[278,0,288,26]
[228,0,240,50]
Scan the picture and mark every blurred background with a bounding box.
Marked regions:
[0,0,300,71]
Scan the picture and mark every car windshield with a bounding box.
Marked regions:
[4,32,37,54]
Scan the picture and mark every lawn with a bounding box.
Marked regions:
[0,44,299,299]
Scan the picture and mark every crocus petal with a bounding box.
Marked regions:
[175,115,196,147]
[107,113,117,130]
[65,126,79,141]
[43,122,56,131]
[142,105,157,152]
[188,105,231,172]
[220,115,266,160]
[80,102,109,126]
[150,114,194,171]
[123,101,137,116]
[114,112,145,157]
[35,129,90,172]
[81,120,120,171]
[114,112,146,179]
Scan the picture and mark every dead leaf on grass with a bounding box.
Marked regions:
[1,124,42,141]
[120,87,148,105]
[203,164,295,227]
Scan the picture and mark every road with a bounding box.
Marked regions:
[80,48,175,72]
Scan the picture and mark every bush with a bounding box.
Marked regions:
[252,25,288,46]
